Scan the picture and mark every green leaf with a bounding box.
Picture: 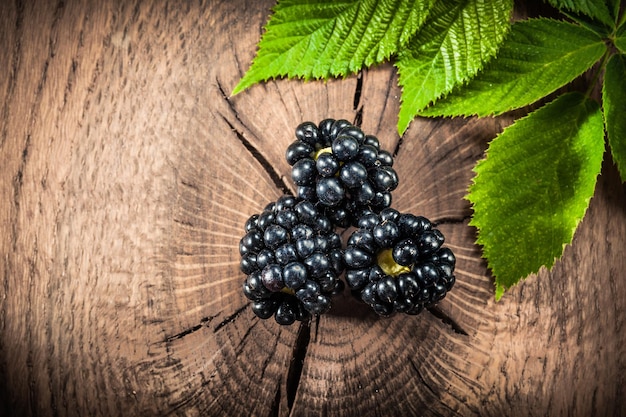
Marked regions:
[603,54,626,182]
[419,19,607,117]
[559,10,615,37]
[467,92,605,299]
[608,0,621,21]
[544,0,615,26]
[232,0,435,95]
[615,32,626,53]
[395,0,512,133]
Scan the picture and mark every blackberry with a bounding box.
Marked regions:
[286,119,399,227]
[240,195,345,325]
[344,208,456,316]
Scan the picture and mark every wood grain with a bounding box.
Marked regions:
[1,1,625,416]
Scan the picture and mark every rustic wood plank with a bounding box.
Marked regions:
[1,1,625,416]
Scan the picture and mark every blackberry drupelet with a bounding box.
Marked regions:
[240,195,345,325]
[286,119,399,227]
[344,208,456,316]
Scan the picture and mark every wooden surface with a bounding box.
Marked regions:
[1,1,626,416]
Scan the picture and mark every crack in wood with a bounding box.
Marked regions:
[173,218,194,228]
[215,80,292,196]
[353,71,363,110]
[432,215,472,226]
[313,315,321,343]
[286,319,311,412]
[180,179,199,191]
[353,105,363,128]
[221,114,292,195]
[164,302,250,343]
[213,304,249,333]
[259,335,281,382]
[13,134,29,191]
[427,305,469,336]
[392,135,404,157]
[409,357,438,398]
[268,379,281,417]
[352,71,363,127]
[235,319,259,356]
[165,315,215,343]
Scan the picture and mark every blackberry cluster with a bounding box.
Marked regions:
[344,208,456,316]
[286,119,399,227]
[240,119,457,324]
[240,195,345,325]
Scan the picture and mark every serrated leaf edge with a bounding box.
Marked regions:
[416,17,607,118]
[233,0,436,96]
[465,93,604,299]
[395,0,513,133]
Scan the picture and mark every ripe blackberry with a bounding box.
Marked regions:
[344,208,456,316]
[286,119,399,227]
[240,195,345,325]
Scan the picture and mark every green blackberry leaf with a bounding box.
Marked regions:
[232,0,435,95]
[419,19,607,117]
[559,10,615,37]
[603,54,626,182]
[544,0,615,27]
[467,92,605,300]
[608,0,621,20]
[615,32,626,53]
[395,0,513,134]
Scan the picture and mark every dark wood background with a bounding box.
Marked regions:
[1,1,625,416]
